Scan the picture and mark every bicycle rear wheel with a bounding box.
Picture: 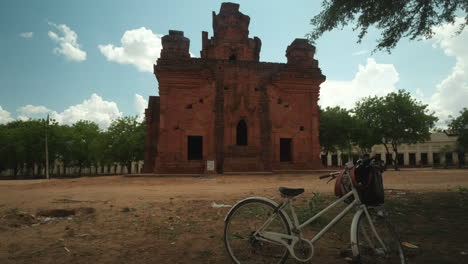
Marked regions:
[224,198,291,264]
[355,209,406,264]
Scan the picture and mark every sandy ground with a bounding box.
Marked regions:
[0,169,467,264]
[1,169,467,209]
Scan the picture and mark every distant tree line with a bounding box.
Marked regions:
[320,89,447,170]
[0,116,145,178]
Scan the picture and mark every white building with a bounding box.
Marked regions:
[322,133,466,167]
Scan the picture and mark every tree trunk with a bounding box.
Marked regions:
[392,143,400,171]
[127,162,132,174]
[323,150,329,167]
[13,165,18,179]
[382,143,392,170]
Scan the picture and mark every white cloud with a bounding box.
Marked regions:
[49,94,122,129]
[17,115,30,121]
[352,49,369,56]
[48,22,87,61]
[319,58,399,109]
[0,106,14,124]
[17,105,51,115]
[134,94,148,122]
[98,27,162,72]
[19,32,33,38]
[427,17,468,126]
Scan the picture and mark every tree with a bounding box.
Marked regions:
[107,117,145,174]
[89,131,112,174]
[354,90,438,170]
[0,124,10,174]
[0,120,50,177]
[352,116,381,155]
[69,121,100,176]
[448,108,468,154]
[308,0,468,52]
[54,124,75,176]
[319,106,356,166]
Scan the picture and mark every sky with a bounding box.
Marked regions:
[0,0,467,129]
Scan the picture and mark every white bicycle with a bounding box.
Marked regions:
[224,158,406,263]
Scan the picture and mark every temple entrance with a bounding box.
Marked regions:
[236,120,248,146]
[188,136,203,160]
[280,138,292,162]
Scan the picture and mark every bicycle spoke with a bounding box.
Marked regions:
[356,210,406,264]
[224,199,290,264]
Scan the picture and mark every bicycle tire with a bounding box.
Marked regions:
[224,198,291,264]
[355,209,406,264]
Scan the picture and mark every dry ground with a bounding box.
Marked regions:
[0,169,467,263]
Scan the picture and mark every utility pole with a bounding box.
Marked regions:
[45,114,50,180]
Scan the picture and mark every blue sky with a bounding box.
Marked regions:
[1,0,467,128]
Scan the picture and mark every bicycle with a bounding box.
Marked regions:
[224,157,406,263]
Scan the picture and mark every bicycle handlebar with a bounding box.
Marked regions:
[319,172,339,179]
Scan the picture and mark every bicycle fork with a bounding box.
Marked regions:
[350,206,388,258]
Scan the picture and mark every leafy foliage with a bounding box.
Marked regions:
[448,107,468,152]
[319,106,354,155]
[354,90,438,169]
[107,116,145,174]
[308,0,468,52]
[0,116,145,178]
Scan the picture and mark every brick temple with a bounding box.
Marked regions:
[143,3,325,174]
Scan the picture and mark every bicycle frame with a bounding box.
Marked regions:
[252,171,387,261]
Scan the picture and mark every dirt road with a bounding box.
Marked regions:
[1,169,467,264]
[1,169,467,209]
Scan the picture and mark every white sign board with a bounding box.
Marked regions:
[207,160,215,171]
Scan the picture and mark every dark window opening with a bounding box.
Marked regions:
[397,153,404,166]
[280,138,292,162]
[445,152,453,165]
[321,155,328,167]
[188,136,203,160]
[331,154,338,167]
[229,54,237,61]
[299,126,304,131]
[341,154,349,165]
[409,153,416,166]
[433,152,440,165]
[375,154,382,161]
[459,153,466,165]
[421,153,428,165]
[385,153,393,166]
[236,120,248,146]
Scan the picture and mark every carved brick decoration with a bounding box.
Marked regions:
[143,2,325,173]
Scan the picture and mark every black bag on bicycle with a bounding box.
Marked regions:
[354,162,385,206]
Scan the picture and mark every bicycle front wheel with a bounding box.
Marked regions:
[224,198,291,264]
[355,209,406,264]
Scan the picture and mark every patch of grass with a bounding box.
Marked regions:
[385,191,468,264]
[293,193,345,230]
[458,186,468,195]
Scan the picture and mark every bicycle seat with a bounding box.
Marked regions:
[279,187,304,197]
